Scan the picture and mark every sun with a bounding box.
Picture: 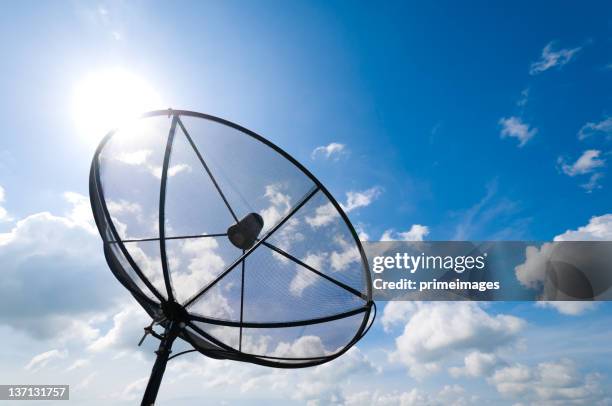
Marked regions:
[72,68,163,142]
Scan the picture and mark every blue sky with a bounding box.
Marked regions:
[0,1,611,405]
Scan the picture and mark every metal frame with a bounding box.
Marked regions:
[89,109,375,402]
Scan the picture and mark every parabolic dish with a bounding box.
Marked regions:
[89,110,374,368]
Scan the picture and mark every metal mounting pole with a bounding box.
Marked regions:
[141,322,180,406]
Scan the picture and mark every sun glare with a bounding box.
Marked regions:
[72,68,163,142]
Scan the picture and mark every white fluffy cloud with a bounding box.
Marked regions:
[329,235,361,272]
[529,42,581,75]
[391,302,524,378]
[554,214,612,241]
[311,142,348,160]
[499,116,537,147]
[559,150,605,177]
[381,302,418,332]
[381,225,429,241]
[515,243,555,290]
[515,214,612,315]
[449,351,500,378]
[273,335,328,359]
[88,304,150,353]
[116,149,151,165]
[63,191,97,233]
[306,186,382,228]
[1,188,609,404]
[0,193,120,339]
[341,187,382,212]
[305,202,337,228]
[172,236,228,307]
[292,346,378,404]
[163,345,377,406]
[150,163,191,179]
[535,301,599,316]
[381,303,609,404]
[489,359,606,404]
[578,116,612,140]
[260,183,292,231]
[558,150,606,192]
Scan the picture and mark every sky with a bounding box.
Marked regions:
[0,1,611,405]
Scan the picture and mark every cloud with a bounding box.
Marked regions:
[116,149,151,165]
[517,88,529,107]
[345,389,435,406]
[330,235,361,272]
[272,335,328,359]
[345,385,477,406]
[259,184,305,263]
[515,243,556,290]
[392,302,524,378]
[559,150,605,176]
[381,224,429,241]
[311,142,348,160]
[499,116,537,147]
[578,116,612,140]
[305,202,337,228]
[449,351,501,378]
[355,223,370,241]
[74,372,98,391]
[536,301,599,316]
[529,42,581,75]
[289,253,326,296]
[170,237,233,315]
[306,187,382,228]
[63,191,97,233]
[489,359,606,404]
[120,377,148,401]
[77,2,126,43]
[24,349,68,372]
[113,148,191,179]
[260,184,292,231]
[515,214,612,315]
[66,358,91,371]
[0,193,119,339]
[292,347,378,404]
[381,302,419,332]
[581,173,604,193]
[558,150,606,192]
[164,344,378,406]
[452,179,524,240]
[88,304,150,353]
[0,184,8,221]
[554,213,612,241]
[341,187,382,212]
[150,163,191,179]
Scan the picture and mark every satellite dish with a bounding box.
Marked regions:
[89,109,375,405]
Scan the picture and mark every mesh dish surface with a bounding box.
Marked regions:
[89,110,374,368]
